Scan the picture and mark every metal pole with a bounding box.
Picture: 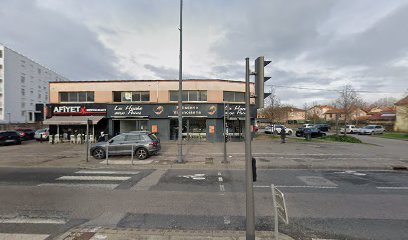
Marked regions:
[223,102,227,163]
[131,144,134,165]
[271,184,279,240]
[245,57,255,240]
[106,144,109,165]
[86,120,89,162]
[335,113,339,136]
[177,0,183,163]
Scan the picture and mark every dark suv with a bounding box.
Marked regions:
[0,131,22,146]
[90,132,161,160]
[15,128,35,140]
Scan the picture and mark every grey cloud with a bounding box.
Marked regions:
[0,0,129,80]
[144,64,206,80]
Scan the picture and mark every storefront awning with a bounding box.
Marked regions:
[43,116,104,125]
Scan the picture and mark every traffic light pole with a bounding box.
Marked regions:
[245,57,255,240]
[177,0,183,163]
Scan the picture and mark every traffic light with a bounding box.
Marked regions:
[255,56,271,109]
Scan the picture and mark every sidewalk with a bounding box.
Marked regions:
[0,137,407,170]
[60,227,294,240]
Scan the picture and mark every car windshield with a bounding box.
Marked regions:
[364,126,375,129]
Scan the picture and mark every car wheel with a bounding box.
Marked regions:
[370,131,374,135]
[93,148,106,159]
[288,130,292,135]
[322,133,326,137]
[136,148,148,160]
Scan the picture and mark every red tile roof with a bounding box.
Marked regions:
[395,96,408,106]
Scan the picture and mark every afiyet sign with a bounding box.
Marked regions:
[46,104,107,117]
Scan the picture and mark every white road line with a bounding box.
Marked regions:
[254,185,338,189]
[376,187,408,190]
[0,217,66,224]
[76,170,140,175]
[0,233,50,240]
[57,176,131,181]
[219,184,225,192]
[38,183,119,189]
[218,177,223,182]
[218,172,222,176]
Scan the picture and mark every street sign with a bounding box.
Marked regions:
[271,184,289,240]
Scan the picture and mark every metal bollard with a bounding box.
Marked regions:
[106,144,109,165]
[131,144,134,165]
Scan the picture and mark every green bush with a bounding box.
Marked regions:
[322,134,362,143]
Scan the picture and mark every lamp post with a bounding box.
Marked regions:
[177,0,183,163]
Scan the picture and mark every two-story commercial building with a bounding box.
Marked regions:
[43,79,256,142]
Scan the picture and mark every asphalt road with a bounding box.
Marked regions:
[0,167,407,239]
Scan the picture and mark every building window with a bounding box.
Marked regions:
[0,64,2,69]
[21,88,25,96]
[20,75,25,83]
[38,68,41,74]
[59,92,94,103]
[169,90,207,102]
[113,91,150,102]
[223,91,245,102]
[0,50,2,58]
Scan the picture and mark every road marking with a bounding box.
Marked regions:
[0,233,49,240]
[298,176,337,187]
[38,183,119,189]
[334,170,367,176]
[178,174,206,180]
[254,185,338,189]
[57,176,131,181]
[218,172,222,176]
[223,216,231,225]
[76,170,140,175]
[376,187,408,190]
[0,217,66,224]
[218,177,223,182]
[219,184,225,192]
[99,160,153,165]
[132,169,167,191]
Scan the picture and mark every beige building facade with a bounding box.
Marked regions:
[45,79,256,142]
[394,96,408,132]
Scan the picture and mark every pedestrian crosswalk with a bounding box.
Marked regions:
[38,170,140,190]
[0,214,72,240]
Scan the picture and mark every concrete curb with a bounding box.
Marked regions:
[59,227,295,240]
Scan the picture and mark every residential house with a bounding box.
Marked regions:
[324,107,367,123]
[394,96,408,132]
[307,105,334,120]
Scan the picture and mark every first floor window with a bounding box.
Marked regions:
[223,91,245,102]
[169,90,207,102]
[59,92,94,102]
[113,91,150,102]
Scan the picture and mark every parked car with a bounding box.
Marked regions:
[340,125,360,134]
[358,125,385,135]
[90,131,161,160]
[0,131,21,146]
[264,125,293,135]
[34,128,50,141]
[314,124,330,132]
[15,128,35,140]
[302,124,315,128]
[295,127,326,138]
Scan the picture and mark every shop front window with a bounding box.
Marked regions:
[223,91,245,102]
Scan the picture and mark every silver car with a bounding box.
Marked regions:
[90,132,161,160]
[358,125,385,135]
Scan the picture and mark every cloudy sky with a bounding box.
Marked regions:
[1,0,407,107]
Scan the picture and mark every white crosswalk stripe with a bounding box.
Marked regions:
[38,170,139,189]
[0,233,50,240]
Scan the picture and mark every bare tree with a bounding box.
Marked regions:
[335,85,362,135]
[307,101,321,123]
[370,97,398,108]
[261,86,282,124]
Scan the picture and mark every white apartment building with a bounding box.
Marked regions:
[0,45,68,124]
